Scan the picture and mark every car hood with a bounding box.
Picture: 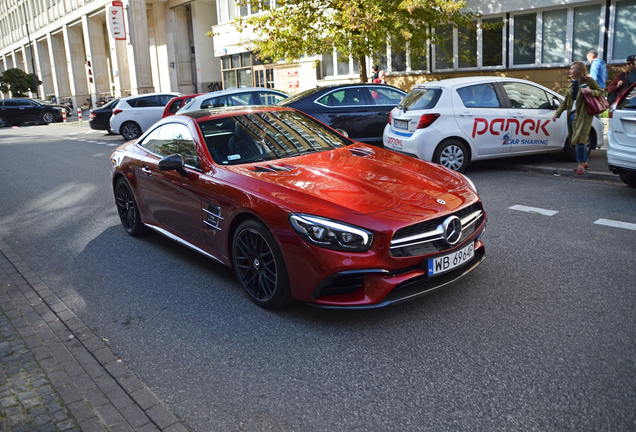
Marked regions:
[223,145,469,215]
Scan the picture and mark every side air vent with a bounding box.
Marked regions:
[203,205,223,232]
[251,164,294,173]
[348,147,375,157]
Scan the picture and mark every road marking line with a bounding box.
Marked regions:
[594,219,636,231]
[509,205,559,216]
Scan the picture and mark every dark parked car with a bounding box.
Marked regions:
[89,98,120,133]
[0,98,72,127]
[279,83,406,146]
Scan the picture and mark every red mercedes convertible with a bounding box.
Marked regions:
[110,106,486,308]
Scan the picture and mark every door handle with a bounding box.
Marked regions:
[512,113,525,118]
[460,112,473,117]
[141,166,151,175]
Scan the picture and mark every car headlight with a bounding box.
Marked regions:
[289,214,373,252]
[459,173,477,194]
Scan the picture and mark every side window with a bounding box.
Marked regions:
[158,95,174,105]
[168,100,182,114]
[228,92,255,106]
[330,88,367,106]
[367,87,404,105]
[201,96,229,109]
[138,127,161,154]
[132,96,160,108]
[257,92,286,105]
[4,101,19,106]
[155,123,200,169]
[502,82,551,109]
[457,84,501,108]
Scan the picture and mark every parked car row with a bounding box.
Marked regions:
[0,98,73,127]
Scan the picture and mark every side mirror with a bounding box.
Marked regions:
[158,154,187,177]
[552,98,560,110]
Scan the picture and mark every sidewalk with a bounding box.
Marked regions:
[0,237,189,432]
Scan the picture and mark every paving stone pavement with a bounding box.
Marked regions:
[0,237,189,432]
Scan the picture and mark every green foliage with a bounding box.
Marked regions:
[0,68,41,97]
[231,0,478,82]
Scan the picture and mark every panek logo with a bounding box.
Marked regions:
[472,118,551,139]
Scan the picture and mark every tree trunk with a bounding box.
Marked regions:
[358,56,368,83]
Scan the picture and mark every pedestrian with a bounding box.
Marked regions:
[552,61,603,175]
[586,50,607,90]
[606,55,636,105]
[373,70,387,84]
[371,65,379,82]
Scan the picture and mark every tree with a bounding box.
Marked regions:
[228,0,478,83]
[0,68,41,97]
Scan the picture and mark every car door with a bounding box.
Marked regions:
[137,122,206,246]
[313,87,377,143]
[0,101,23,124]
[500,81,566,153]
[451,83,512,156]
[18,100,42,122]
[131,95,165,132]
[364,85,405,140]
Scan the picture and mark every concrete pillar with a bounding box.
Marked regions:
[126,0,154,94]
[35,38,54,100]
[171,5,195,94]
[0,57,6,99]
[191,1,220,90]
[49,31,71,103]
[148,2,171,93]
[63,23,90,110]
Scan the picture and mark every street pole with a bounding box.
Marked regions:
[22,2,39,99]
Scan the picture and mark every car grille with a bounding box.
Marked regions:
[390,202,484,257]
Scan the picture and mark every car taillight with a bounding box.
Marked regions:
[389,112,392,124]
[112,109,122,115]
[89,113,95,120]
[417,114,440,129]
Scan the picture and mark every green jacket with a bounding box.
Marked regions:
[555,77,603,145]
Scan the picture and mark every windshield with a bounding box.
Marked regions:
[199,110,351,165]
[398,88,442,111]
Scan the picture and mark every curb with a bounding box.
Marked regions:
[0,237,189,432]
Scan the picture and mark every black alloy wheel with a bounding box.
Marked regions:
[121,122,142,140]
[0,115,8,127]
[232,220,291,308]
[114,178,146,236]
[434,139,469,172]
[41,110,56,125]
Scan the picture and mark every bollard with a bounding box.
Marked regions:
[77,108,82,121]
[62,110,67,123]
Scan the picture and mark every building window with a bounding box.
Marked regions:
[390,36,407,72]
[513,13,536,65]
[573,5,602,61]
[612,0,636,60]
[435,24,454,70]
[458,23,477,68]
[221,53,253,89]
[320,50,358,78]
[542,9,568,64]
[482,17,504,67]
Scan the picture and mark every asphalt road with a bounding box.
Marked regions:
[1,122,635,431]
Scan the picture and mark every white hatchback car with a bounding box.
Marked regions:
[383,77,604,172]
[110,92,181,140]
[607,82,636,187]
[177,87,288,114]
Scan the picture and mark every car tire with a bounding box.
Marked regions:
[0,115,8,127]
[40,110,56,125]
[121,122,142,140]
[619,171,636,188]
[433,139,469,172]
[114,178,147,236]
[232,219,291,309]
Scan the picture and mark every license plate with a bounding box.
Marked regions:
[428,243,475,276]
[394,119,408,130]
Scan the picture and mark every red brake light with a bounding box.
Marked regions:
[417,114,440,129]
[389,112,392,124]
[112,109,122,116]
